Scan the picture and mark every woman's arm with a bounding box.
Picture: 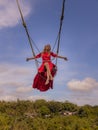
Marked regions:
[26,57,35,61]
[57,55,68,61]
[26,53,42,61]
[51,52,68,61]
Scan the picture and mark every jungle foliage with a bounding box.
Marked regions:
[0,99,98,130]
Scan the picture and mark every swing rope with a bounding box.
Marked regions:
[16,0,39,69]
[53,0,66,65]
[16,0,66,68]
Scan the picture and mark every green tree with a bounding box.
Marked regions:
[63,101,78,112]
[38,106,50,116]
[78,105,93,117]
[34,99,47,109]
[48,101,63,113]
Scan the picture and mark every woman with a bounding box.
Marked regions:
[26,44,68,85]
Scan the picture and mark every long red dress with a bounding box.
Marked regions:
[33,52,57,91]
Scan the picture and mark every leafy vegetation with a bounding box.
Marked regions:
[0,99,98,130]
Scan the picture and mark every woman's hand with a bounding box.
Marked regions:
[26,58,29,62]
[26,57,34,61]
[64,57,68,61]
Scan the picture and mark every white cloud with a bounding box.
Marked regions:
[27,95,49,101]
[0,94,50,102]
[0,88,4,94]
[67,77,98,91]
[65,77,98,105]
[0,63,98,106]
[0,63,37,101]
[0,63,36,89]
[67,95,98,106]
[0,0,31,29]
[0,95,18,101]
[16,86,32,93]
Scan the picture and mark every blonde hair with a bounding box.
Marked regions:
[43,44,51,52]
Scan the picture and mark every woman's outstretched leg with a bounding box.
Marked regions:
[44,63,53,85]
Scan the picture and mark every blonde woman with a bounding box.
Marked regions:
[26,44,68,85]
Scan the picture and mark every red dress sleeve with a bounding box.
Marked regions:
[50,52,57,57]
[35,53,41,58]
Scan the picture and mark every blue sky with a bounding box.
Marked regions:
[0,0,98,106]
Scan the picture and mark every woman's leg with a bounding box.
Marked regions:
[44,62,53,85]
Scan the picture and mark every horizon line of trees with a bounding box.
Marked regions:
[0,99,98,130]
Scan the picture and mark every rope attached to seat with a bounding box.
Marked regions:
[16,0,66,68]
[16,0,39,69]
[55,0,66,65]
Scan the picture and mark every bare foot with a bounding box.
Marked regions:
[45,79,49,85]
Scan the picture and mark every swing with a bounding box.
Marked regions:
[16,0,66,91]
[33,64,57,91]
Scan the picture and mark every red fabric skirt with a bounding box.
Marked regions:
[38,61,55,73]
[32,65,57,91]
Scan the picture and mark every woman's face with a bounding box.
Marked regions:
[45,45,51,51]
